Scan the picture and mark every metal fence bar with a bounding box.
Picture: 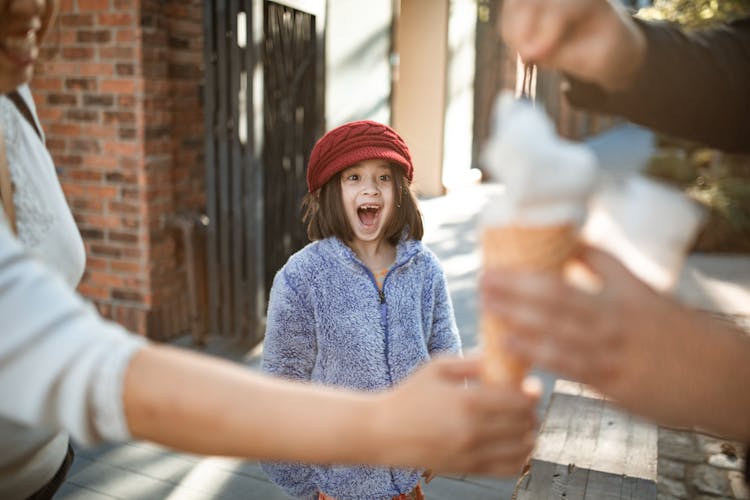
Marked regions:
[228,0,245,337]
[245,0,265,343]
[202,1,219,337]
[216,0,233,335]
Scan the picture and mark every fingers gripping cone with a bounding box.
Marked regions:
[480,224,578,386]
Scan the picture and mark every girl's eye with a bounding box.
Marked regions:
[380,175,391,181]
[347,174,360,181]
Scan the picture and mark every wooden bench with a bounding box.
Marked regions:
[514,380,658,499]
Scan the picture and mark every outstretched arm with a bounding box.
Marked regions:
[0,220,537,475]
[126,348,537,473]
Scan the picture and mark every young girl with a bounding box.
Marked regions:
[261,120,462,500]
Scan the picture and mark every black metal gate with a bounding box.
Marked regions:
[262,1,325,295]
[203,0,325,341]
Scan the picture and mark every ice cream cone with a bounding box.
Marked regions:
[480,223,578,386]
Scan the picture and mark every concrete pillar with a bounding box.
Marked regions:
[392,0,449,197]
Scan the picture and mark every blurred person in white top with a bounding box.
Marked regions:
[1,0,86,495]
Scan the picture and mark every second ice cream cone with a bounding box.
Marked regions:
[480,223,578,386]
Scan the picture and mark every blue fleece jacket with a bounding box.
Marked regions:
[261,236,461,500]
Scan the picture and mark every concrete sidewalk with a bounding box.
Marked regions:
[57,183,750,499]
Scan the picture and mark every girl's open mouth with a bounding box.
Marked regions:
[357,204,381,228]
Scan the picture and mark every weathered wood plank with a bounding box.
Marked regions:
[516,380,657,499]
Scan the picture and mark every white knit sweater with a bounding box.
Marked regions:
[0,86,144,498]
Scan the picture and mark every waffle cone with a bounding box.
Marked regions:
[480,223,578,386]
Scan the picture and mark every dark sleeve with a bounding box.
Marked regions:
[565,16,750,153]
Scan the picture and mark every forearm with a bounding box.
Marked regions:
[652,309,750,441]
[690,318,750,442]
[567,16,750,153]
[123,344,387,463]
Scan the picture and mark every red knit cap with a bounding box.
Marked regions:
[306,120,414,192]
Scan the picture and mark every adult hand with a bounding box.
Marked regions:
[374,355,538,476]
[500,0,647,91]
[481,246,750,441]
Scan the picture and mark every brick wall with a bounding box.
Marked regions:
[31,0,205,338]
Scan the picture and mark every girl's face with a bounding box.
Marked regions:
[0,0,55,94]
[339,159,395,244]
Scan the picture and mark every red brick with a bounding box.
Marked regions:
[65,109,99,122]
[98,46,136,60]
[47,123,82,136]
[62,47,95,60]
[50,62,113,78]
[86,257,109,271]
[83,94,115,107]
[89,244,123,258]
[108,200,141,214]
[77,0,111,12]
[97,12,134,26]
[81,154,119,169]
[61,184,119,201]
[65,78,97,91]
[35,107,64,122]
[58,13,95,27]
[103,141,139,156]
[47,93,77,106]
[103,110,136,123]
[113,0,135,10]
[79,125,117,140]
[57,31,78,45]
[71,197,105,212]
[117,94,137,107]
[111,260,142,273]
[31,77,64,91]
[45,137,67,150]
[77,283,110,300]
[109,230,140,245]
[68,169,103,182]
[105,170,138,184]
[101,79,138,94]
[87,271,127,288]
[111,289,145,302]
[115,29,138,43]
[120,275,147,288]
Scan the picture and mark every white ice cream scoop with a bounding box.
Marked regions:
[480,92,600,227]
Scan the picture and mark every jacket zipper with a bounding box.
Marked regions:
[377,260,417,497]
[350,251,416,496]
[349,251,416,387]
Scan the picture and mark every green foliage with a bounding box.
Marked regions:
[638,0,750,28]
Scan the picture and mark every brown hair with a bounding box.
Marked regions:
[302,164,424,246]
